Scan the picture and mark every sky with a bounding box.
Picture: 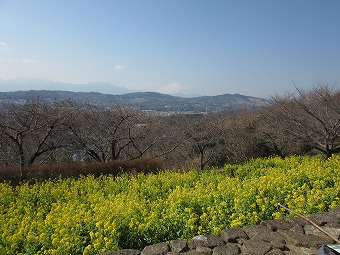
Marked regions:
[0,0,340,98]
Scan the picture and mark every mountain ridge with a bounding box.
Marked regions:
[0,90,269,113]
[0,78,136,95]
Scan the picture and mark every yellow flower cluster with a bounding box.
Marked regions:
[0,155,339,255]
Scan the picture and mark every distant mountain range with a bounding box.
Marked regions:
[0,77,269,112]
[0,78,136,95]
[0,90,269,113]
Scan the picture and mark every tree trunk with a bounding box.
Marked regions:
[325,144,332,159]
[18,143,27,181]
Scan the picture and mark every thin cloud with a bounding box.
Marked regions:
[158,82,183,94]
[0,42,9,53]
[114,65,125,71]
[0,42,35,64]
[22,58,36,64]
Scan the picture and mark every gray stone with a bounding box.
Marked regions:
[242,225,273,238]
[286,217,307,227]
[306,212,339,226]
[170,240,189,253]
[271,241,286,251]
[141,243,170,255]
[277,229,333,249]
[328,207,340,219]
[220,228,248,243]
[236,238,247,245]
[325,222,340,228]
[265,249,284,255]
[166,252,180,255]
[206,235,225,248]
[258,234,285,249]
[242,224,286,248]
[189,235,209,249]
[196,246,212,254]
[289,224,304,234]
[261,219,293,231]
[242,239,272,255]
[212,244,240,255]
[284,244,315,255]
[98,249,141,255]
[182,249,211,255]
[304,225,340,240]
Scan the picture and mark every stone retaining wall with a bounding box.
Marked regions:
[98,207,340,255]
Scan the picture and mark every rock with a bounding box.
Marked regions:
[304,224,340,240]
[328,207,340,219]
[284,244,315,255]
[196,246,212,255]
[242,239,272,255]
[289,224,304,234]
[242,224,286,248]
[182,249,211,255]
[189,235,209,249]
[286,217,307,227]
[261,219,293,231]
[271,241,286,251]
[236,238,247,245]
[220,228,248,243]
[212,244,240,255]
[166,252,180,255]
[206,235,225,248]
[266,248,285,255]
[170,240,188,253]
[242,225,274,237]
[141,243,170,255]
[277,229,333,248]
[306,212,339,226]
[98,249,141,255]
[325,222,340,228]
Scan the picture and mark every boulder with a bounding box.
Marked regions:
[98,249,141,255]
[206,235,225,248]
[242,239,272,255]
[141,243,170,255]
[243,224,286,249]
[304,224,340,240]
[212,244,240,255]
[170,240,189,253]
[261,219,293,231]
[220,228,248,243]
[189,235,209,249]
[277,229,333,249]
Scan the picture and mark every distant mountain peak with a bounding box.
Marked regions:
[0,78,136,95]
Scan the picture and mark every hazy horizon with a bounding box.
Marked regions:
[0,77,246,98]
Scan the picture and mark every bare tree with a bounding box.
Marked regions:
[126,113,182,161]
[0,100,72,179]
[68,105,132,162]
[256,107,302,158]
[179,113,225,170]
[263,84,340,158]
[69,105,181,163]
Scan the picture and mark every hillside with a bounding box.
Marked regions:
[0,90,269,112]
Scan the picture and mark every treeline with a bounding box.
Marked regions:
[0,84,339,181]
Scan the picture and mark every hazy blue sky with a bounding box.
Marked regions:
[0,0,340,97]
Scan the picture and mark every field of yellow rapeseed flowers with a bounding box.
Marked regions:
[0,155,339,255]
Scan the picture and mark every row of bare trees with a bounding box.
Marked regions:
[0,84,339,178]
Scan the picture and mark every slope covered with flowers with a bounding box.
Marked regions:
[0,156,339,255]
